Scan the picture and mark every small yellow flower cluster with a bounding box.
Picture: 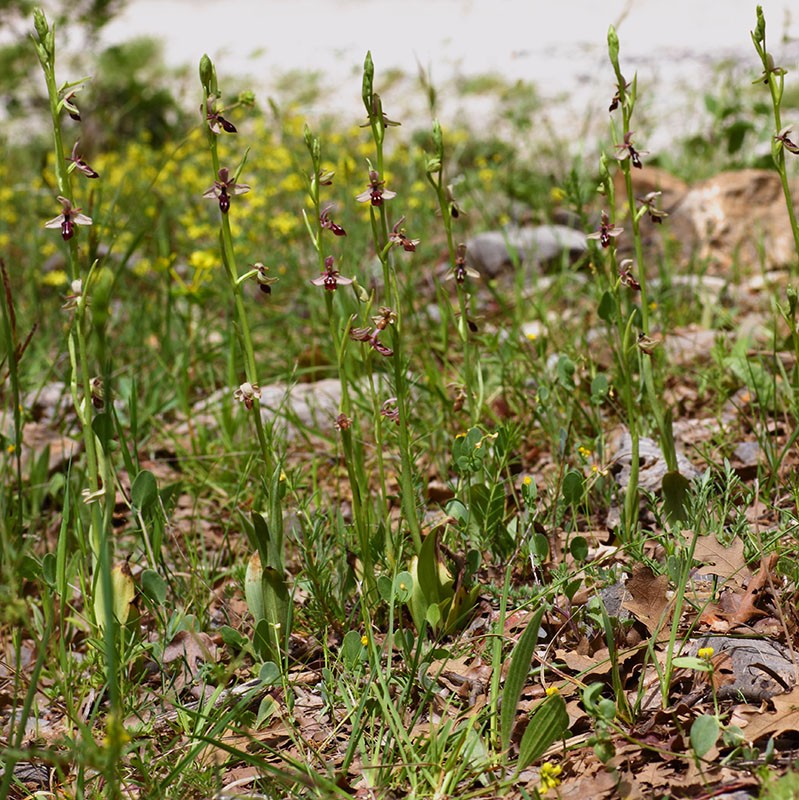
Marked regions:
[539,761,562,794]
[698,646,715,660]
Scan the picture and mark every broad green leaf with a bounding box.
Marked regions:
[671,656,712,672]
[131,469,158,513]
[598,290,617,323]
[501,605,546,753]
[590,373,609,404]
[516,693,569,771]
[42,552,57,587]
[394,571,413,602]
[569,536,588,562]
[690,714,720,758]
[417,530,448,606]
[426,603,442,629]
[95,562,135,630]
[342,629,366,667]
[218,625,248,650]
[245,552,266,622]
[141,568,167,605]
[258,661,281,685]
[562,470,584,505]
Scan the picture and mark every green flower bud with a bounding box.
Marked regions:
[362,51,374,115]
[33,8,50,46]
[351,278,370,304]
[432,119,444,160]
[787,286,797,318]
[199,54,215,95]
[753,6,766,47]
[607,25,620,70]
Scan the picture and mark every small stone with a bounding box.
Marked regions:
[465,224,587,278]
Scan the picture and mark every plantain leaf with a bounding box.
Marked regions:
[516,693,569,771]
[500,605,546,753]
[663,470,691,525]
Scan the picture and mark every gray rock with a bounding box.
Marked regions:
[610,431,700,493]
[689,636,797,701]
[465,224,587,278]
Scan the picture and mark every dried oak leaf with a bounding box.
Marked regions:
[692,535,750,590]
[622,564,670,635]
[738,684,799,742]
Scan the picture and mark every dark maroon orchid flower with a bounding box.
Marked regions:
[311,256,353,292]
[334,413,353,431]
[67,140,99,179]
[203,167,250,214]
[349,307,396,357]
[638,191,668,224]
[615,131,648,169]
[446,244,479,284]
[587,211,623,249]
[44,196,92,241]
[320,205,347,236]
[389,217,419,252]
[775,127,799,154]
[355,170,396,207]
[252,262,278,295]
[204,94,237,134]
[608,79,630,113]
[618,259,640,291]
[380,397,400,424]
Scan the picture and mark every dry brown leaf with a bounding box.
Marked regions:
[622,564,670,634]
[692,535,751,590]
[725,553,777,626]
[161,629,218,695]
[738,685,799,742]
[555,647,613,676]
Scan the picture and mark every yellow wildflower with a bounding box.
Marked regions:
[539,761,562,794]
[41,269,68,287]
[698,646,714,660]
